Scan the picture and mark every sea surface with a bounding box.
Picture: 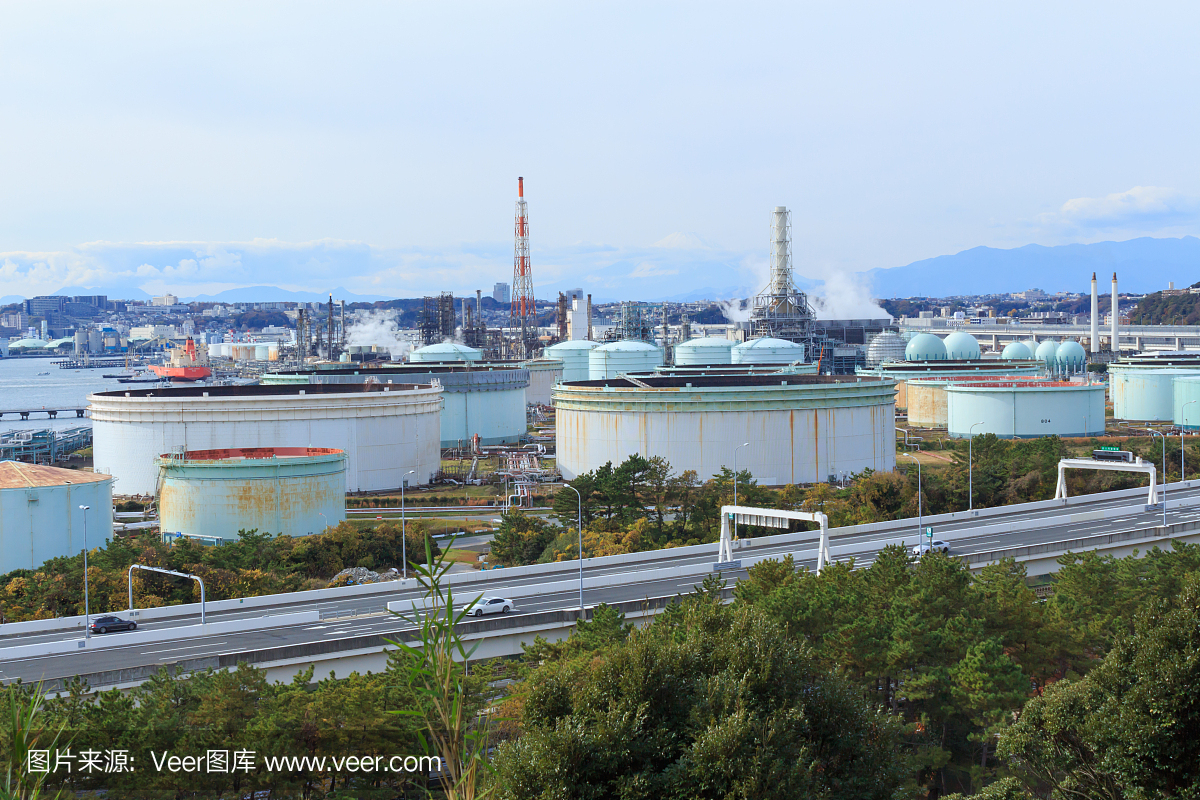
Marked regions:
[0,356,129,433]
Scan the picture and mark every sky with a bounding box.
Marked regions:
[1,2,1198,303]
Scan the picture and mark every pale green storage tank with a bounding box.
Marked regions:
[156,447,347,541]
[410,342,482,363]
[589,340,664,379]
[1035,340,1059,370]
[904,333,947,361]
[545,339,600,381]
[731,337,805,365]
[946,381,1105,438]
[1173,376,1200,430]
[1111,365,1200,421]
[1056,340,1087,373]
[1001,342,1032,360]
[942,330,981,360]
[674,337,735,366]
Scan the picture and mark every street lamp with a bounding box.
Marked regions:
[1183,400,1198,480]
[402,470,416,579]
[902,453,923,544]
[78,505,91,639]
[318,512,328,532]
[1126,426,1167,527]
[733,442,750,540]
[565,483,584,611]
[969,421,985,512]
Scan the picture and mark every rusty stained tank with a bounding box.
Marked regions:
[156,447,347,541]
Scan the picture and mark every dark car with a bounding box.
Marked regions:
[89,615,137,634]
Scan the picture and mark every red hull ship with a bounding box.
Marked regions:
[150,337,212,382]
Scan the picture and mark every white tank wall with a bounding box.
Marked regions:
[554,382,896,484]
[0,478,113,574]
[589,344,664,379]
[674,338,735,366]
[522,360,564,405]
[440,386,528,446]
[1174,377,1200,430]
[544,341,597,382]
[1111,367,1200,422]
[946,385,1106,438]
[90,388,442,495]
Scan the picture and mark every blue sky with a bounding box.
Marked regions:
[1,2,1198,301]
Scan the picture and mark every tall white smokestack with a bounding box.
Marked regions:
[1111,272,1119,354]
[769,206,793,296]
[1090,273,1099,354]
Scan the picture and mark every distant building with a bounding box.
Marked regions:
[563,287,584,302]
[24,296,67,316]
[71,295,107,308]
[151,294,179,307]
[1014,288,1048,301]
[492,282,510,305]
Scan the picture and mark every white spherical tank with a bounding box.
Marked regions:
[90,383,442,495]
[1055,340,1087,374]
[0,462,113,574]
[589,340,664,379]
[731,337,805,365]
[409,342,482,363]
[905,333,947,361]
[544,340,599,382]
[945,381,1106,438]
[156,447,346,541]
[522,358,564,405]
[674,337,735,366]
[942,331,981,360]
[554,375,896,484]
[1001,342,1032,360]
[1021,339,1040,358]
[1035,340,1059,370]
[866,331,906,366]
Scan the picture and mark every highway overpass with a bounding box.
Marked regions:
[3,481,1200,693]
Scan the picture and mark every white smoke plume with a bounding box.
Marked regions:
[810,270,891,320]
[718,298,753,323]
[347,310,412,360]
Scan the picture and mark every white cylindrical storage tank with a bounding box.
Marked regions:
[1110,366,1200,421]
[156,447,346,541]
[1174,376,1200,430]
[589,340,664,379]
[89,383,442,495]
[255,344,270,361]
[88,329,103,353]
[731,337,805,365]
[409,342,482,363]
[906,379,951,427]
[945,381,1106,438]
[545,340,599,382]
[554,375,896,483]
[904,333,947,362]
[0,462,113,574]
[1001,342,1032,360]
[674,337,735,366]
[522,358,564,405]
[865,331,906,366]
[942,331,981,360]
[268,343,279,361]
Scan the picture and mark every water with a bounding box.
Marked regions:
[0,357,128,432]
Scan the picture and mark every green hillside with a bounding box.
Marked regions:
[1129,283,1200,324]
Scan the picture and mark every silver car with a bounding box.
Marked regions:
[912,540,951,556]
[466,597,514,617]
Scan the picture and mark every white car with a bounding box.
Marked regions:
[466,597,515,617]
[912,540,951,556]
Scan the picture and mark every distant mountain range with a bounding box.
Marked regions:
[182,286,394,303]
[866,236,1200,298]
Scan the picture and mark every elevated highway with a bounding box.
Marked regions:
[4,481,1200,693]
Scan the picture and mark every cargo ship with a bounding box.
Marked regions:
[149,338,212,382]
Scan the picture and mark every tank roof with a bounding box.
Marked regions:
[545,339,600,350]
[677,336,736,348]
[945,380,1101,391]
[160,447,344,462]
[412,342,481,355]
[0,460,111,489]
[734,337,803,350]
[594,339,661,352]
[563,374,890,389]
[92,382,434,399]
[8,338,48,348]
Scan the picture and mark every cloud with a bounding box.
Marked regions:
[1045,186,1200,230]
[651,232,714,250]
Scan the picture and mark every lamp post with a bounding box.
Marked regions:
[565,483,584,612]
[78,505,91,639]
[1183,400,1198,481]
[902,453,922,543]
[401,470,415,579]
[969,421,985,511]
[1126,426,1167,527]
[318,512,328,532]
[732,442,750,540]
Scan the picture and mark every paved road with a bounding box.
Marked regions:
[2,484,1197,686]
